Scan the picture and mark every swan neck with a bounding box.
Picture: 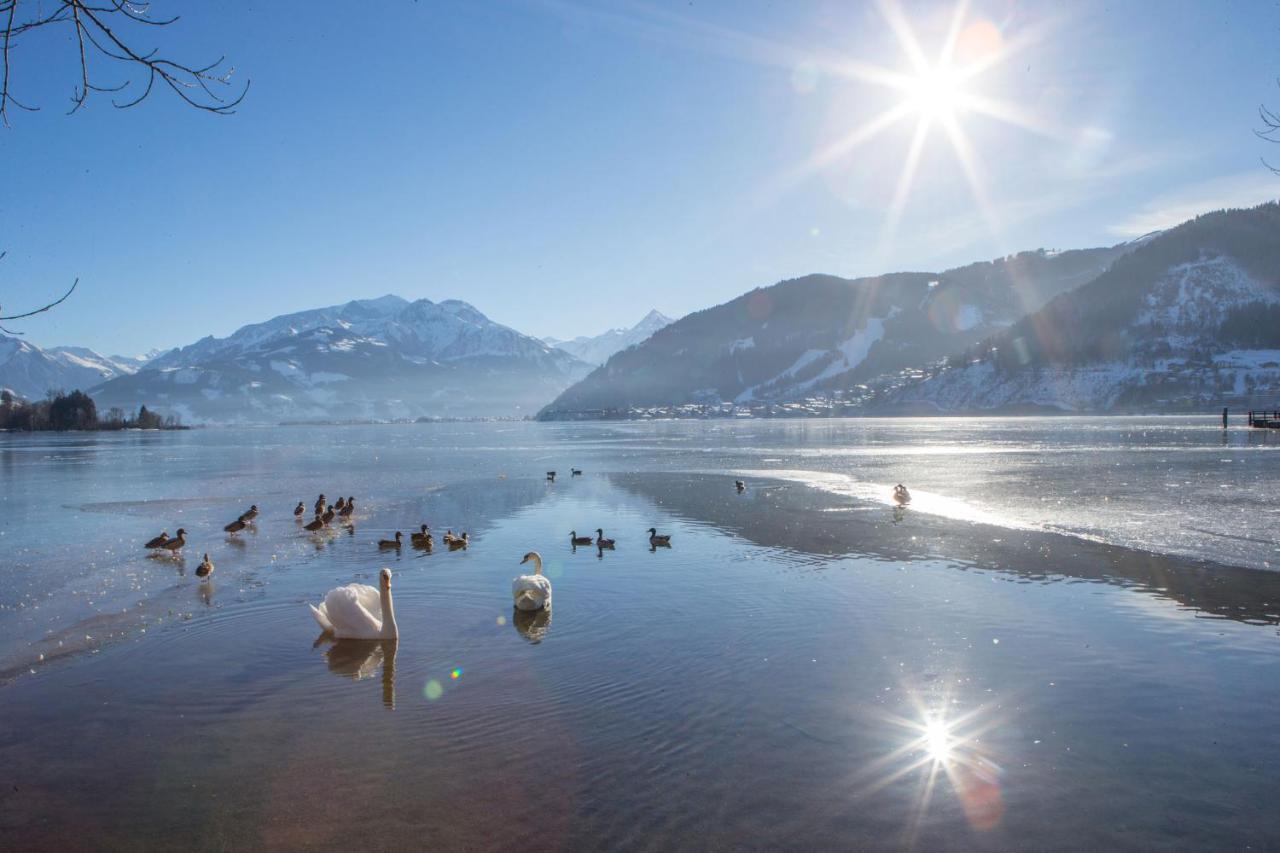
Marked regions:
[533,554,543,576]
[380,585,399,639]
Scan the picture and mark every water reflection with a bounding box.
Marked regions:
[316,638,398,709]
[197,581,215,608]
[513,607,552,644]
[611,472,1280,627]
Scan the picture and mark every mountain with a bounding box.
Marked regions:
[0,337,150,400]
[886,203,1280,413]
[538,243,1130,418]
[544,310,674,365]
[89,295,593,423]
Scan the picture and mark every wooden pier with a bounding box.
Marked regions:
[1247,410,1280,429]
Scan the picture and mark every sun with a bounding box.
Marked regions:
[906,65,964,121]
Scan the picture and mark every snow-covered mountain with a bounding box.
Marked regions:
[0,336,151,400]
[539,243,1130,417]
[544,310,673,366]
[887,203,1280,413]
[90,295,593,423]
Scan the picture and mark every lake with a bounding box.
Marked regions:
[1,417,1278,850]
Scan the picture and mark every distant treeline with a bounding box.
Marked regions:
[0,390,185,431]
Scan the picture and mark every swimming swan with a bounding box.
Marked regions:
[512,551,551,612]
[310,568,399,640]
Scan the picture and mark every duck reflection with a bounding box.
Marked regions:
[513,606,552,644]
[315,638,398,709]
[197,580,215,607]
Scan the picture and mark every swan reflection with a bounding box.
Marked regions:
[513,606,552,644]
[316,638,398,709]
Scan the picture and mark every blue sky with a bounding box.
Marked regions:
[2,0,1279,356]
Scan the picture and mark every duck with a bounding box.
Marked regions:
[338,497,355,519]
[570,530,594,546]
[143,530,169,550]
[512,552,551,612]
[242,504,259,522]
[314,494,327,516]
[309,567,399,640]
[893,484,912,505]
[410,524,431,544]
[442,529,457,545]
[571,468,582,476]
[332,497,346,514]
[294,502,306,518]
[196,553,214,578]
[378,531,403,549]
[322,506,336,526]
[647,527,672,546]
[224,515,248,535]
[448,532,469,551]
[595,528,615,549]
[735,479,746,492]
[546,471,557,482]
[414,532,434,550]
[304,514,325,532]
[159,529,187,554]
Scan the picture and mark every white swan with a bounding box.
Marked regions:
[309,568,399,639]
[512,551,551,612]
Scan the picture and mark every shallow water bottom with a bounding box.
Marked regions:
[1,473,1278,852]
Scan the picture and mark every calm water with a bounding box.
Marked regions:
[1,418,1278,850]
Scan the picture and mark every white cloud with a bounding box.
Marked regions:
[1109,171,1280,237]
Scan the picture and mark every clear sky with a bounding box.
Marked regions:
[2,0,1279,356]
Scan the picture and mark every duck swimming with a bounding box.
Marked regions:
[448,532,469,551]
[570,530,593,546]
[735,480,746,492]
[647,527,672,546]
[410,524,431,544]
[378,531,403,549]
[144,530,169,550]
[512,552,551,612]
[595,528,615,549]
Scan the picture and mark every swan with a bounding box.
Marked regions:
[893,484,911,505]
[310,567,399,640]
[570,530,593,546]
[294,502,306,518]
[224,515,248,535]
[144,530,169,550]
[158,529,187,554]
[647,527,672,546]
[243,504,260,522]
[378,531,403,549]
[196,553,214,578]
[512,552,551,611]
[595,528,615,549]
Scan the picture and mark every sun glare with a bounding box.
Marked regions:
[923,716,954,761]
[907,65,964,121]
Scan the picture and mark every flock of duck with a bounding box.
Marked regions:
[137,475,687,642]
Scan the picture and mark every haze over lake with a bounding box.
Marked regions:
[2,418,1278,850]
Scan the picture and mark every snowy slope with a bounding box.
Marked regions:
[545,310,673,365]
[0,336,149,400]
[92,296,593,422]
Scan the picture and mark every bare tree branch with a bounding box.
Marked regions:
[1258,78,1280,175]
[0,253,80,335]
[0,0,249,124]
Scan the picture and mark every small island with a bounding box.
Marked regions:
[0,389,186,431]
